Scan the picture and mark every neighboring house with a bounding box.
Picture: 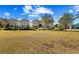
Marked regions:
[0,18,53,29]
[16,19,29,28]
[20,20,29,28]
[29,20,33,27]
[9,18,29,29]
[32,20,40,28]
[47,23,53,29]
[41,23,53,29]
[16,20,21,28]
[9,19,17,28]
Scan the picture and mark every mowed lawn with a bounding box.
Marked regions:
[0,30,79,54]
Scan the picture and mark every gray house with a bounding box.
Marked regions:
[41,23,53,29]
[8,18,17,28]
[9,18,29,29]
[32,20,40,28]
[20,20,29,28]
[16,20,29,28]
[8,18,53,29]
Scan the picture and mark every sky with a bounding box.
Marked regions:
[0,5,79,24]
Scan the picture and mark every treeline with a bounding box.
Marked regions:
[0,12,79,31]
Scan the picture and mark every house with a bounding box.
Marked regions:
[0,18,53,29]
[9,19,17,28]
[32,20,40,28]
[41,23,53,29]
[16,20,21,28]
[20,19,29,28]
[16,19,29,28]
[47,23,53,29]
[29,20,33,27]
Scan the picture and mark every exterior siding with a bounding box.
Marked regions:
[8,19,53,29]
[32,20,40,28]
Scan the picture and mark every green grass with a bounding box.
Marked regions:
[0,30,79,54]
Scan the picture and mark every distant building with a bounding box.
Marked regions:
[8,18,17,28]
[32,20,40,28]
[0,18,53,29]
[41,23,53,29]
[20,20,29,28]
[16,20,21,28]
[16,19,29,28]
[29,20,33,27]
[47,23,53,29]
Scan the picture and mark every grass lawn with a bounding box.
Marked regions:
[0,30,79,54]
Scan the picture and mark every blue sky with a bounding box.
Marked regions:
[0,5,79,24]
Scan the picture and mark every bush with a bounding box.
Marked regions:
[54,28,64,31]
[3,27,13,30]
[20,28,29,30]
[38,28,49,30]
[29,27,36,30]
[54,28,60,31]
[12,28,18,30]
[60,28,64,31]
[0,28,1,30]
[19,27,36,30]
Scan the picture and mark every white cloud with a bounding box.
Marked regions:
[33,7,54,15]
[23,5,32,14]
[4,12,10,16]
[74,6,79,12]
[22,5,54,19]
[28,14,36,17]
[14,8,17,11]
[28,14,41,20]
[68,9,74,13]
[18,19,21,21]
[22,5,54,15]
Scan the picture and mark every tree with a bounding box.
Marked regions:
[53,24,64,31]
[59,13,74,31]
[0,22,2,28]
[41,14,54,29]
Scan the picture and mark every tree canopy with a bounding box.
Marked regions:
[59,13,74,30]
[41,14,54,28]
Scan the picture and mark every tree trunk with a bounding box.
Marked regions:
[69,25,72,31]
[64,25,67,31]
[64,28,66,31]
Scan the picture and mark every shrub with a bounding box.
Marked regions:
[3,27,13,30]
[38,28,49,30]
[29,27,36,30]
[53,24,64,31]
[54,28,60,31]
[0,28,1,30]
